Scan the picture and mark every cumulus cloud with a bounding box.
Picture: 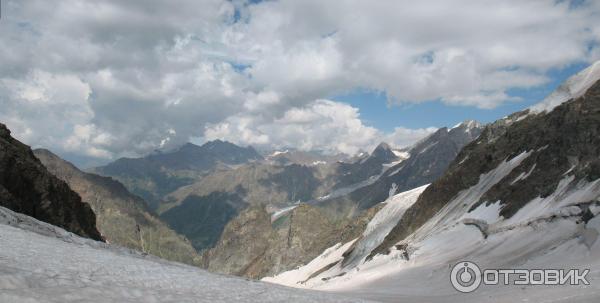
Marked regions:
[0,0,599,161]
[205,99,435,155]
[384,127,439,149]
[231,0,599,106]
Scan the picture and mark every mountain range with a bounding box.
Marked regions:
[2,61,600,303]
[34,149,200,265]
[88,123,481,254]
[200,120,483,278]
[262,60,600,302]
[91,140,263,209]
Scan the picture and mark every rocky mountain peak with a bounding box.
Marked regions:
[373,142,392,152]
[531,60,600,113]
[371,72,600,258]
[94,139,264,209]
[0,123,102,241]
[201,139,229,149]
[178,142,201,151]
[407,121,483,157]
[451,119,482,132]
[370,142,397,162]
[0,123,10,137]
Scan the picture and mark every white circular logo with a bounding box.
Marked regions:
[450,261,482,293]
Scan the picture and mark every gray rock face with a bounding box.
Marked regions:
[202,203,382,279]
[371,79,600,257]
[202,206,277,278]
[316,121,484,219]
[0,123,102,241]
[34,149,200,265]
[331,142,401,190]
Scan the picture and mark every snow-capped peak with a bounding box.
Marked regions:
[363,142,397,164]
[530,60,600,114]
[451,119,482,132]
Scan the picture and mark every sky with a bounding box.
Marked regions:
[1,0,599,168]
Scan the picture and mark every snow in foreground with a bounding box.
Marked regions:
[265,153,600,303]
[0,207,370,303]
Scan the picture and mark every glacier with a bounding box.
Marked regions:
[0,206,370,303]
[263,153,600,303]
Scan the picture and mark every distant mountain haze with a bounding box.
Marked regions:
[92,140,263,210]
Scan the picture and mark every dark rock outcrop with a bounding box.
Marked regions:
[331,142,402,190]
[0,123,102,240]
[202,203,382,279]
[34,149,200,265]
[201,205,275,277]
[371,79,600,257]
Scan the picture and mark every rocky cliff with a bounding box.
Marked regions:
[202,203,382,279]
[372,73,600,257]
[0,123,102,240]
[34,149,200,265]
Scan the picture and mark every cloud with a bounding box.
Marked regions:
[233,0,598,107]
[205,99,434,155]
[0,0,599,160]
[0,71,103,155]
[384,127,439,149]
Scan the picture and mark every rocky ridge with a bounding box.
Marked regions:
[34,149,200,265]
[0,123,101,240]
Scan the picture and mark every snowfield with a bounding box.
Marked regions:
[0,207,371,303]
[530,60,600,113]
[265,185,429,288]
[264,153,600,303]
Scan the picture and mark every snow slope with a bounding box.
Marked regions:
[338,184,429,269]
[265,185,428,287]
[530,60,600,113]
[0,207,371,303]
[264,152,600,302]
[262,240,359,287]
